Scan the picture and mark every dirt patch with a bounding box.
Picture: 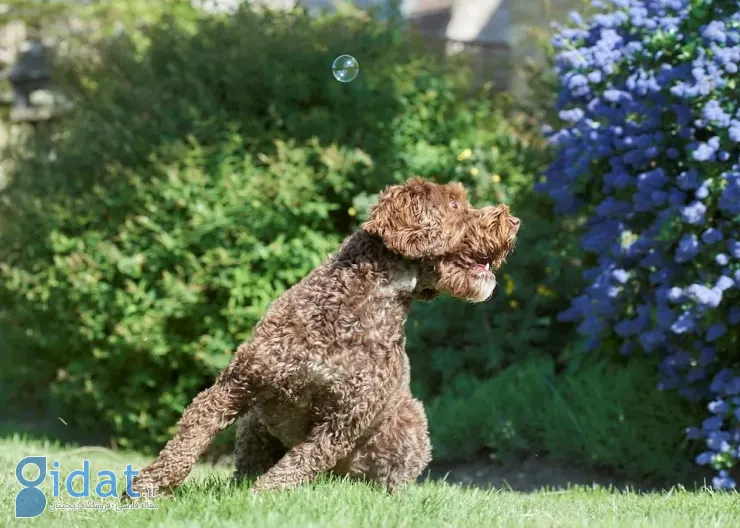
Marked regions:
[206,452,719,492]
[422,455,719,492]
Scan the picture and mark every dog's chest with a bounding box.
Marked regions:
[255,398,314,448]
[254,351,411,449]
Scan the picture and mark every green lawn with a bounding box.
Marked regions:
[1,435,739,528]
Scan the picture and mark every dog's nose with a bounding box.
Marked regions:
[509,217,520,232]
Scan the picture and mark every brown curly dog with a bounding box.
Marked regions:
[129,177,520,496]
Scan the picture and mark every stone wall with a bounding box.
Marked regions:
[406,0,587,93]
[509,0,588,94]
[283,0,587,93]
[0,19,27,190]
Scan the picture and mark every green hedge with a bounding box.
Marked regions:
[427,355,703,483]
[0,4,579,453]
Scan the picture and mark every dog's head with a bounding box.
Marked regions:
[363,177,520,302]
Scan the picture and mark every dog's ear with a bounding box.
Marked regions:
[363,177,451,259]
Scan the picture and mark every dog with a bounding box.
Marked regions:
[128,176,520,496]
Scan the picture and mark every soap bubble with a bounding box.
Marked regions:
[332,55,359,83]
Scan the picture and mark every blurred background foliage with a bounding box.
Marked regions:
[0,0,702,484]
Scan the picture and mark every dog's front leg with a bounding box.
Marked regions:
[250,389,383,493]
[250,423,357,493]
[129,374,253,497]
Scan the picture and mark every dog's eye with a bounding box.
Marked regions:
[450,200,459,209]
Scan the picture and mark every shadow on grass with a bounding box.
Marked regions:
[0,390,110,448]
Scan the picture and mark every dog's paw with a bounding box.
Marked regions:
[249,479,266,495]
[250,476,280,495]
[121,475,166,502]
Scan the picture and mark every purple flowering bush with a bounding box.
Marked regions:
[540,0,740,489]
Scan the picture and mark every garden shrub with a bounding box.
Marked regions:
[1,136,357,448]
[427,356,702,483]
[540,0,740,488]
[0,4,578,453]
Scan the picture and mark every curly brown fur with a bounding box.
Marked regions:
[128,177,520,497]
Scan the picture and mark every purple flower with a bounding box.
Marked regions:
[637,168,669,190]
[544,1,740,482]
[567,74,589,90]
[693,142,717,161]
[687,368,708,384]
[619,341,634,355]
[726,377,740,395]
[680,201,707,224]
[686,284,722,308]
[568,11,584,25]
[661,350,690,369]
[729,307,740,325]
[715,275,734,292]
[677,169,701,190]
[695,181,710,200]
[559,108,585,122]
[729,120,740,142]
[587,71,603,83]
[612,268,629,284]
[687,427,703,440]
[707,323,728,342]
[603,89,625,103]
[711,370,735,394]
[702,21,727,44]
[651,190,668,206]
[707,430,732,452]
[696,451,714,465]
[703,415,723,431]
[702,228,724,244]
[719,170,740,210]
[671,310,695,334]
[639,330,666,352]
[615,319,638,337]
[577,315,607,336]
[675,234,700,263]
[702,100,731,127]
[708,400,730,415]
[713,470,736,490]
[728,240,740,259]
[699,347,717,366]
[667,287,683,302]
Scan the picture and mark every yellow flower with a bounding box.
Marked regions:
[491,174,501,184]
[620,230,639,249]
[509,299,518,308]
[504,274,515,296]
[348,207,357,217]
[470,167,479,176]
[457,148,472,161]
[536,284,557,298]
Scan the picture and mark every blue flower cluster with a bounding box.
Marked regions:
[540,0,740,489]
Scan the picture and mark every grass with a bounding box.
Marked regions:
[1,435,739,528]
